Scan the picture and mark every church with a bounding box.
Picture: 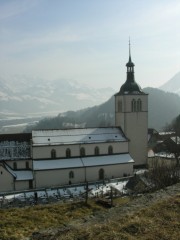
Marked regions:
[0,44,148,193]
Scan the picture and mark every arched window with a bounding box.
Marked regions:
[94,146,100,155]
[99,168,104,180]
[69,171,74,179]
[51,149,56,159]
[108,145,113,155]
[118,100,122,112]
[13,162,17,170]
[137,99,142,112]
[26,161,29,169]
[80,147,85,157]
[131,99,136,112]
[66,148,71,158]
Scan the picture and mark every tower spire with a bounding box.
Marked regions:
[117,40,142,94]
[128,37,133,64]
[129,37,131,62]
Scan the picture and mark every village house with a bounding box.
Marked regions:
[148,134,180,168]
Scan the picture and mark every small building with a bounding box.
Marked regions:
[0,133,33,192]
[148,132,180,168]
[148,151,177,168]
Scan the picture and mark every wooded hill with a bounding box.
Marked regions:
[25,87,180,132]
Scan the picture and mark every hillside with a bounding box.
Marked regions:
[144,87,180,130]
[0,183,179,240]
[1,72,180,133]
[32,184,180,240]
[25,87,180,132]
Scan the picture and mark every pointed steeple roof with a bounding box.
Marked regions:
[126,39,135,67]
[117,40,143,95]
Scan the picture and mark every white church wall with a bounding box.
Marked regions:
[15,181,29,191]
[125,112,148,166]
[5,159,33,170]
[86,163,133,182]
[32,141,128,160]
[34,168,85,188]
[0,165,14,192]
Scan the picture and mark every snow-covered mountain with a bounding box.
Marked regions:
[160,72,180,95]
[0,75,115,118]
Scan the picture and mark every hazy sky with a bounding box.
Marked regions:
[0,0,179,90]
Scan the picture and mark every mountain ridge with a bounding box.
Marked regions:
[24,87,180,132]
[0,75,114,117]
[1,72,180,133]
[160,71,180,94]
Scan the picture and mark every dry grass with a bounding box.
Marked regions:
[0,201,105,240]
[54,194,180,240]
[0,195,180,240]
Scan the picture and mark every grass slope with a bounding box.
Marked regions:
[0,193,179,240]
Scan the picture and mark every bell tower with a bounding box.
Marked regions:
[115,41,148,167]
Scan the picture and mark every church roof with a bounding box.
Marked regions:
[32,127,127,146]
[4,163,33,181]
[33,154,134,170]
[119,80,143,95]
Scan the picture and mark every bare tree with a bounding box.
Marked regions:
[147,158,179,189]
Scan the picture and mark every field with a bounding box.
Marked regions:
[0,183,179,240]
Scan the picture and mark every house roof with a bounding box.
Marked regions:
[171,136,180,145]
[0,140,31,160]
[33,153,134,171]
[0,133,32,142]
[32,127,127,146]
[4,163,33,181]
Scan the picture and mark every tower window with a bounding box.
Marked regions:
[51,149,56,159]
[118,100,122,112]
[131,99,136,112]
[137,99,142,111]
[108,145,113,155]
[66,148,71,158]
[131,99,142,112]
[80,147,86,157]
[94,146,100,155]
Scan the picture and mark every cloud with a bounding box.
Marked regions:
[0,25,86,58]
[0,0,40,20]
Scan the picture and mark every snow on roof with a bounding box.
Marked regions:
[32,128,127,146]
[0,141,31,160]
[171,136,180,145]
[82,154,134,167]
[33,154,134,171]
[159,131,175,135]
[15,171,33,181]
[4,164,33,180]
[148,149,155,157]
[34,158,83,170]
[154,152,176,159]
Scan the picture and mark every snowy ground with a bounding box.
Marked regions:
[0,180,128,207]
